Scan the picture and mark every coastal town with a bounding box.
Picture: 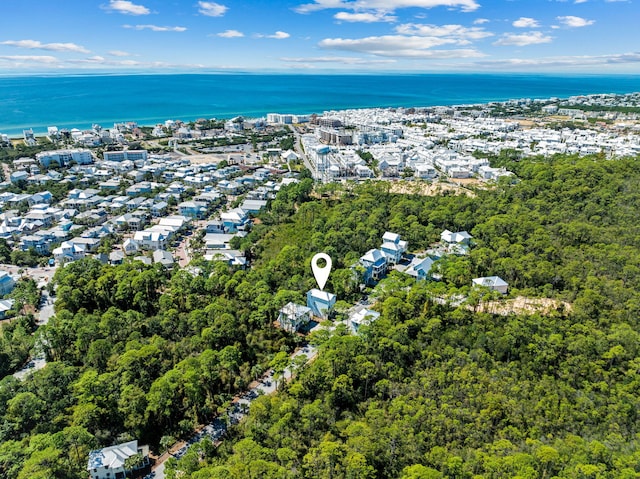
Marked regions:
[1,91,640,478]
[1,91,639,283]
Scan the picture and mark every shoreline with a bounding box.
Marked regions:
[2,89,639,140]
[2,73,640,137]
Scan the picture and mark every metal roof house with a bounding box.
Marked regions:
[472,276,509,295]
[278,302,312,333]
[306,289,337,320]
[87,440,150,479]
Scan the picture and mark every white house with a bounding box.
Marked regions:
[52,241,86,265]
[87,440,150,479]
[349,306,380,333]
[122,238,139,255]
[380,231,408,265]
[306,289,336,320]
[472,276,509,295]
[440,229,473,244]
[133,230,168,250]
[278,302,312,333]
[0,299,14,319]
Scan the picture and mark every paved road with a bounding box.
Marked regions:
[292,128,317,178]
[153,343,318,479]
[12,283,56,380]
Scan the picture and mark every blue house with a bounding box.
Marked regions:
[404,256,435,281]
[306,289,336,320]
[359,248,387,285]
[178,200,208,219]
[0,272,15,296]
[220,208,250,233]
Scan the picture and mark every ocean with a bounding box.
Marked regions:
[1,73,640,136]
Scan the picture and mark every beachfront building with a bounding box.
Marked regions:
[36,149,93,167]
[103,150,148,162]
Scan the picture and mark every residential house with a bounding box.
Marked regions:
[404,256,436,281]
[153,249,175,268]
[151,201,168,217]
[278,302,312,333]
[440,229,473,255]
[52,241,86,265]
[349,306,380,333]
[87,440,151,479]
[359,249,387,285]
[241,199,268,214]
[205,220,225,234]
[133,230,168,250]
[109,250,125,265]
[179,200,208,219]
[0,299,15,319]
[0,271,15,296]
[220,208,249,233]
[472,276,509,295]
[306,289,336,320]
[71,237,101,253]
[20,234,50,254]
[123,238,139,255]
[9,171,29,184]
[205,250,247,268]
[441,229,473,245]
[380,231,408,265]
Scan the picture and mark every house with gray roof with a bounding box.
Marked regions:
[87,440,150,479]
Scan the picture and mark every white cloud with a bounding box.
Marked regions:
[556,15,594,27]
[319,34,484,58]
[66,57,206,68]
[471,52,640,69]
[512,17,540,28]
[0,55,59,64]
[574,0,587,3]
[334,11,397,22]
[295,0,480,14]
[281,56,397,64]
[217,30,244,38]
[1,39,90,53]
[258,31,291,39]
[108,50,131,56]
[494,31,553,46]
[103,0,150,15]
[395,23,493,41]
[123,24,187,32]
[198,1,228,17]
[473,18,489,25]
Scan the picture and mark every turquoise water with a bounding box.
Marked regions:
[1,73,640,136]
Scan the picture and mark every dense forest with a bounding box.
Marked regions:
[2,153,640,478]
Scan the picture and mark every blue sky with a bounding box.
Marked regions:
[0,0,638,73]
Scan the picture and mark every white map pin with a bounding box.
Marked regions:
[311,253,332,291]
